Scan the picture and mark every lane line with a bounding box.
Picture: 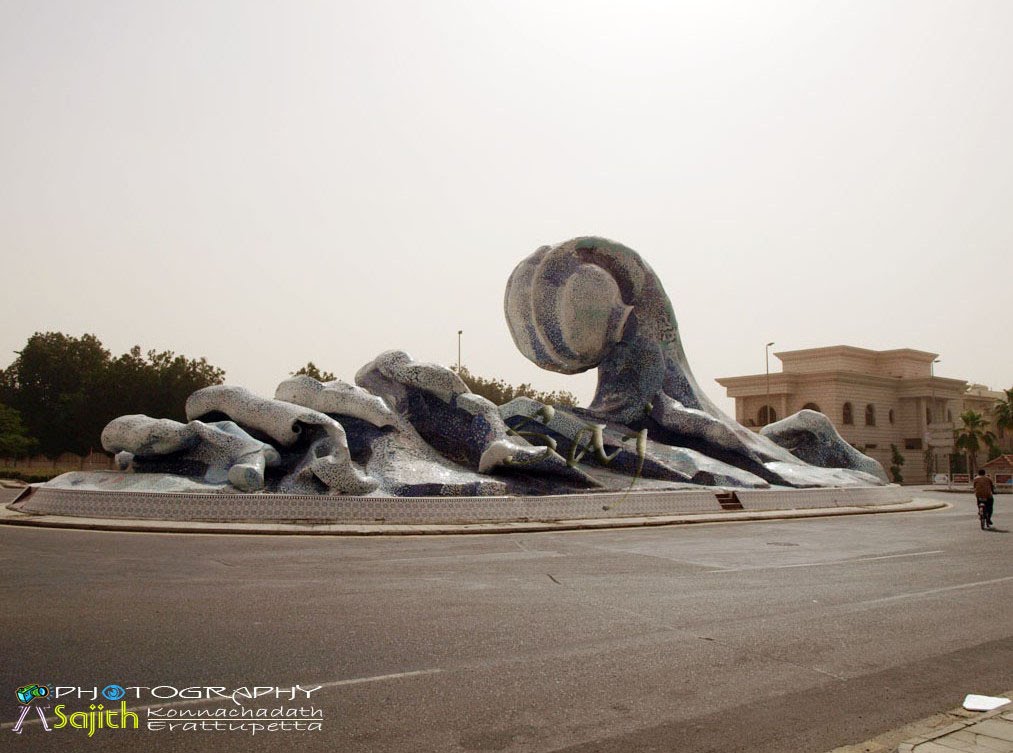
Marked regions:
[852,575,1013,607]
[315,668,444,688]
[0,669,444,729]
[706,550,945,573]
[366,551,564,565]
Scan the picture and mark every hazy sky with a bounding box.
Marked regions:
[2,0,1011,415]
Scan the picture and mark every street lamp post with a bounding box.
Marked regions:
[931,358,941,484]
[457,330,463,373]
[765,341,775,426]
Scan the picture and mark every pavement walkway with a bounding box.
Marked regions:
[831,694,1013,753]
[899,702,1013,753]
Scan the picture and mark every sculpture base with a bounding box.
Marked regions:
[11,481,913,525]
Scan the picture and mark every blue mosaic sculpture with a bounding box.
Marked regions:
[504,237,889,487]
[85,236,887,496]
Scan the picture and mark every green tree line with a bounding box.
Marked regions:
[0,339,582,459]
[0,332,225,457]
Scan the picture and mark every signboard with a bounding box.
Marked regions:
[952,474,970,484]
[996,473,1013,486]
[933,474,950,484]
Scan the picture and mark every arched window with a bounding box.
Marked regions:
[802,402,822,413]
[889,409,895,424]
[843,402,854,425]
[758,405,777,425]
[947,410,953,423]
[865,404,876,426]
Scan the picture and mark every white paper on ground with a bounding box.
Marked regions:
[963,694,1011,711]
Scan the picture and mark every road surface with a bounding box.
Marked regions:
[1,490,1010,752]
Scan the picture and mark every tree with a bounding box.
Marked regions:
[0,403,37,457]
[451,366,579,407]
[291,362,336,382]
[994,387,1013,442]
[889,444,905,484]
[103,347,226,424]
[0,332,225,457]
[954,410,997,476]
[0,332,111,457]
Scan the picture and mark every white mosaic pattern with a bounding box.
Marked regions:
[735,486,910,511]
[16,487,720,523]
[13,486,906,524]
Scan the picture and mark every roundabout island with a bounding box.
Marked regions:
[4,237,930,535]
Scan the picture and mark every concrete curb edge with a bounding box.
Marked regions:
[0,498,947,536]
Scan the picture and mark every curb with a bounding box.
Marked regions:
[921,487,1012,495]
[896,704,1013,753]
[0,498,947,536]
[826,691,1013,753]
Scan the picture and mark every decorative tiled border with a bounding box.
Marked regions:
[11,485,910,524]
[735,485,911,510]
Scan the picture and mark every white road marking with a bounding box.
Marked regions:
[707,549,945,573]
[314,668,444,688]
[372,551,563,564]
[853,575,1013,606]
[0,669,444,729]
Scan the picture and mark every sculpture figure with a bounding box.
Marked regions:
[504,237,888,487]
[82,236,887,496]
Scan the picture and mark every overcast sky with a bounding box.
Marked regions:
[2,0,1010,416]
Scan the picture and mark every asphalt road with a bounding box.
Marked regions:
[1,490,1010,752]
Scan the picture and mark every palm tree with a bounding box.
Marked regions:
[954,410,997,475]
[994,388,1013,446]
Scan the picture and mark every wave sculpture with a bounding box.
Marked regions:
[86,236,886,497]
[503,237,887,488]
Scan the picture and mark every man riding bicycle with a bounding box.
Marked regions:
[973,469,995,530]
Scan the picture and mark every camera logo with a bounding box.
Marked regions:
[16,684,49,705]
[12,683,52,734]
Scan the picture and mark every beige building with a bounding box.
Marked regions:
[716,346,1009,483]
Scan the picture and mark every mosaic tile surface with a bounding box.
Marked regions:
[736,486,910,510]
[14,487,710,523]
[14,486,905,524]
[83,236,889,504]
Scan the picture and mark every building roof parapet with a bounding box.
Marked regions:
[774,345,938,361]
[716,370,967,396]
[896,376,968,398]
[965,383,1004,399]
[772,345,941,378]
